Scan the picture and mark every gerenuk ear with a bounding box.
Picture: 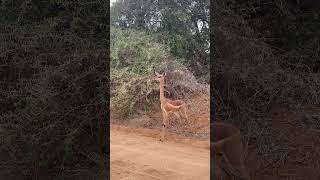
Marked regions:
[155,71,160,76]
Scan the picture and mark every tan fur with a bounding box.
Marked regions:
[153,72,250,179]
[212,122,251,180]
[154,72,188,141]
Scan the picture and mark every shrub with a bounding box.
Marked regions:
[0,23,107,179]
[110,27,208,118]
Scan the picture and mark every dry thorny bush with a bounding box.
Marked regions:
[214,4,320,172]
[111,59,209,120]
[0,24,107,179]
[110,28,209,120]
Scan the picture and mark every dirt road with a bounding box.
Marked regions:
[110,126,210,180]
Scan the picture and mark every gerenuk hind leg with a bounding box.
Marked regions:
[160,111,168,142]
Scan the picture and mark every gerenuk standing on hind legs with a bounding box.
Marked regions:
[153,71,188,142]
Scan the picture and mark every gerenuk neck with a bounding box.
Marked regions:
[159,79,165,104]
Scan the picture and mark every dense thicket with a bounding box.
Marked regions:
[111,0,210,79]
[226,0,320,71]
[213,1,320,173]
[110,27,208,118]
[0,0,319,178]
[110,0,210,119]
[213,0,320,120]
[0,1,108,179]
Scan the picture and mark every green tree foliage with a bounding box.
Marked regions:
[110,27,168,117]
[111,0,209,78]
[110,27,208,117]
[111,27,168,74]
[110,27,170,117]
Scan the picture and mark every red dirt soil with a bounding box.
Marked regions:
[111,94,320,180]
[110,125,210,180]
[110,95,210,180]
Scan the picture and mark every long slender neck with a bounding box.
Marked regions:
[159,78,165,104]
